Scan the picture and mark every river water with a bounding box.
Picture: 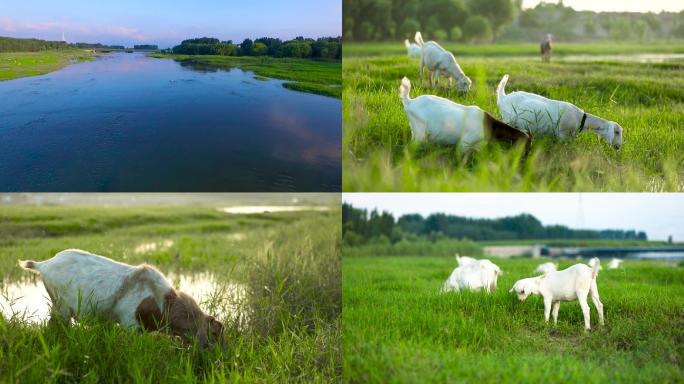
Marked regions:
[0,52,341,191]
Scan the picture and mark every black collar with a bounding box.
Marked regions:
[578,113,587,133]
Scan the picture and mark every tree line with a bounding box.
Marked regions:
[133,44,158,50]
[342,203,648,245]
[167,36,341,59]
[343,0,684,43]
[0,36,68,52]
[0,36,136,52]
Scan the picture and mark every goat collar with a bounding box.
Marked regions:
[578,113,588,133]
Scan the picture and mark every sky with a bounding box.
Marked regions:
[0,0,341,48]
[522,0,684,13]
[343,193,684,241]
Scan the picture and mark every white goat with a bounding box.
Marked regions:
[587,257,602,271]
[399,77,529,151]
[496,74,623,148]
[442,257,502,293]
[405,36,422,57]
[534,262,558,275]
[608,258,623,269]
[510,258,604,330]
[415,32,471,92]
[19,249,222,347]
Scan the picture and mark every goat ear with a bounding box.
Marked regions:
[509,287,515,293]
[136,297,163,330]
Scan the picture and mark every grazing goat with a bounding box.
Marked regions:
[496,74,623,148]
[415,32,471,92]
[587,257,602,271]
[399,77,529,152]
[19,249,223,348]
[405,36,422,57]
[608,258,623,269]
[442,256,502,293]
[534,262,558,275]
[540,34,552,63]
[510,258,604,330]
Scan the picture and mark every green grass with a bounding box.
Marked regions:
[0,50,96,81]
[344,41,684,58]
[343,255,684,383]
[343,43,684,191]
[0,204,341,383]
[149,54,342,98]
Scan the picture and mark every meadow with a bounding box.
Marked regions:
[343,254,684,383]
[343,43,684,191]
[0,204,341,383]
[149,54,342,98]
[0,50,96,81]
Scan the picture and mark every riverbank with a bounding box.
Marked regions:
[0,50,98,81]
[149,53,341,98]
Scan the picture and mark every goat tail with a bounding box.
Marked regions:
[497,74,509,102]
[590,257,601,279]
[18,260,40,273]
[404,39,411,49]
[399,77,411,104]
[415,31,424,46]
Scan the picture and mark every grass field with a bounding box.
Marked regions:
[0,203,341,383]
[149,54,342,98]
[0,50,96,81]
[343,43,684,191]
[343,255,684,383]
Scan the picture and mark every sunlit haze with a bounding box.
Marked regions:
[522,0,684,13]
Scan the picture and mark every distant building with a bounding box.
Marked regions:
[61,31,67,43]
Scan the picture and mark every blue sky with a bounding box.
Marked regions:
[0,0,341,48]
[343,193,684,241]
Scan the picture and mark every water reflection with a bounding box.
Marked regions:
[0,52,341,191]
[0,272,242,324]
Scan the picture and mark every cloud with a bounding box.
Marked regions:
[0,16,173,43]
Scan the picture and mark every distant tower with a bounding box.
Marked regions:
[61,31,67,43]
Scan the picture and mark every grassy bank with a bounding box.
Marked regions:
[344,41,684,58]
[0,204,341,383]
[149,54,341,98]
[343,255,684,383]
[343,43,684,191]
[0,50,96,81]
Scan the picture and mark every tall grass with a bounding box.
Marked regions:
[343,255,684,383]
[0,204,341,383]
[343,45,684,191]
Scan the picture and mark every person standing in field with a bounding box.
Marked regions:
[541,34,552,63]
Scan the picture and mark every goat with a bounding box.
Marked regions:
[510,258,604,330]
[415,32,471,92]
[497,74,623,148]
[19,249,223,348]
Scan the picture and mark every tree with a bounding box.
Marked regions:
[252,42,268,56]
[463,15,493,43]
[240,38,253,55]
[398,18,421,39]
[468,0,516,35]
[450,26,463,41]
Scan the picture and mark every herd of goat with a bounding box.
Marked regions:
[441,255,624,330]
[400,32,624,155]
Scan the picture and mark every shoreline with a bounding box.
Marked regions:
[0,50,100,82]
[149,53,342,98]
